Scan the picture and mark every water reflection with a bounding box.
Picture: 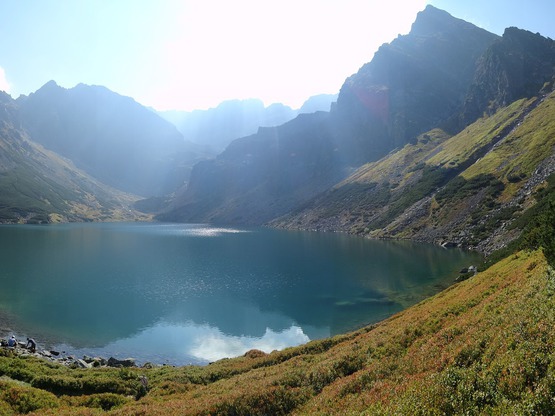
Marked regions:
[0,223,482,364]
[55,322,310,365]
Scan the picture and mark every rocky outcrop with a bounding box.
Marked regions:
[460,27,555,127]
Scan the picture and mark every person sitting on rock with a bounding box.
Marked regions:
[26,337,36,353]
[7,335,16,348]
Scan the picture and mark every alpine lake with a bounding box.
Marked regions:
[0,222,482,365]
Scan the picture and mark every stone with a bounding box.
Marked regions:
[107,357,136,368]
[75,359,92,369]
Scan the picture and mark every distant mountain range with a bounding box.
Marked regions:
[0,90,145,223]
[1,4,555,261]
[0,82,333,223]
[18,81,204,197]
[159,94,337,153]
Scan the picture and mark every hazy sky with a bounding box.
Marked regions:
[1,1,554,111]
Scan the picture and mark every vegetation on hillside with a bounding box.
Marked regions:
[0,6,554,415]
[274,90,555,257]
[0,109,149,224]
[0,248,553,414]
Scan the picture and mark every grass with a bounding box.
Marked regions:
[0,249,553,414]
[426,98,534,170]
[463,93,555,185]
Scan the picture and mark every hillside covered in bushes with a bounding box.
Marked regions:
[0,246,553,414]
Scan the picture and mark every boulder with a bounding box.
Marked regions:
[75,359,92,369]
[107,357,136,368]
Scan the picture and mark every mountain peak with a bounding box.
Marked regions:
[410,5,475,37]
[44,79,58,87]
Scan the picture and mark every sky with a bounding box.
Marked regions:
[0,0,554,112]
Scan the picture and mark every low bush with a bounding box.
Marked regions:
[64,392,130,411]
[0,382,60,414]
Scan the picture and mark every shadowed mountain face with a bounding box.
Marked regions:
[160,6,500,224]
[332,5,500,163]
[19,81,201,197]
[160,112,343,224]
[0,91,145,223]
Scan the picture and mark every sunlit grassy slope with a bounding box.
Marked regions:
[0,249,553,415]
[273,91,555,253]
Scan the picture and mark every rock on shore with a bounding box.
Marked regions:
[1,344,146,369]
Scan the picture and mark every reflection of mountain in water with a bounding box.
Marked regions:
[0,223,481,360]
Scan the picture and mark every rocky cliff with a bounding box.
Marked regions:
[459,26,555,127]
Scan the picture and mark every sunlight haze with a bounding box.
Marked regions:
[1,0,554,111]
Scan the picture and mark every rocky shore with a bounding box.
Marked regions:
[1,340,152,369]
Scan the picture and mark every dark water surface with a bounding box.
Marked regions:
[0,222,481,365]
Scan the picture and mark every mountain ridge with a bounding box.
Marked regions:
[19,81,204,197]
[0,91,147,223]
[158,94,337,153]
[272,26,555,256]
[159,5,501,225]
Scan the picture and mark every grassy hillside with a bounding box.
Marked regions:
[272,91,555,256]
[0,248,552,414]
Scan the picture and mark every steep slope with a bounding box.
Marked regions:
[0,92,146,223]
[274,28,555,255]
[274,87,555,255]
[161,6,498,224]
[159,112,342,224]
[19,81,204,197]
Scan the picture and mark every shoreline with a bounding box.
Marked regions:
[0,340,159,370]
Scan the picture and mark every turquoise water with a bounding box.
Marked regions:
[0,222,481,365]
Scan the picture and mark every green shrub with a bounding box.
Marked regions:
[0,383,60,414]
[67,392,130,411]
[213,386,311,416]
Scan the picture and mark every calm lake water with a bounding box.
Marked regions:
[0,222,481,365]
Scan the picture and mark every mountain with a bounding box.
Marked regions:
[19,81,205,197]
[159,112,341,224]
[272,27,555,256]
[159,6,499,224]
[0,91,145,223]
[3,6,555,414]
[298,93,337,113]
[159,94,337,153]
[460,26,555,127]
[332,5,499,163]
